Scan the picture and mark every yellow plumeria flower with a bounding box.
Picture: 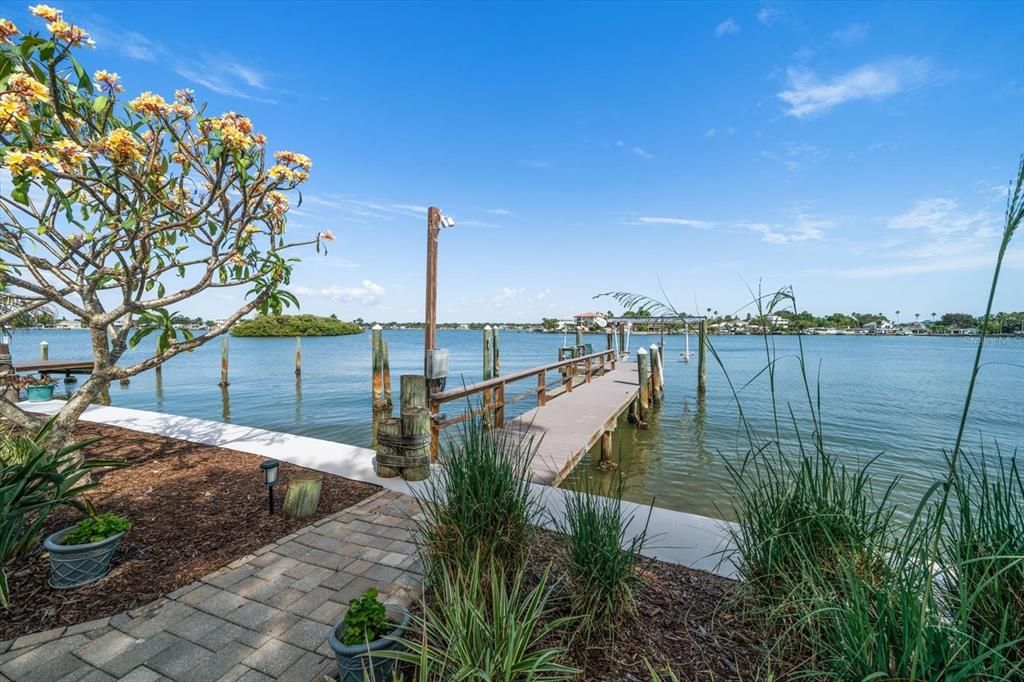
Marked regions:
[46,19,92,47]
[3,149,53,177]
[7,71,49,103]
[0,93,30,132]
[102,128,144,165]
[265,191,288,217]
[318,230,336,242]
[129,91,170,117]
[29,4,61,22]
[0,19,19,43]
[273,150,312,170]
[51,138,90,170]
[93,70,123,93]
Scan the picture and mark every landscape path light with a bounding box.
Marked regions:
[260,459,280,514]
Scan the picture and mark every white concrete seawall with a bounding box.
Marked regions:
[21,400,737,578]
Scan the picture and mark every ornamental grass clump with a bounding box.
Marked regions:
[412,414,540,578]
[378,555,578,681]
[555,471,651,637]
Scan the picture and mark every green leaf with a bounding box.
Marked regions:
[68,54,93,93]
[92,95,109,113]
[10,181,29,206]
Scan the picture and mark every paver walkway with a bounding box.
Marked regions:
[0,490,422,682]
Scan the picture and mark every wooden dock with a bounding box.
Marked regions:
[507,361,639,484]
[14,359,94,374]
[427,344,662,486]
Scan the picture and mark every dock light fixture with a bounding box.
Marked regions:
[260,459,280,513]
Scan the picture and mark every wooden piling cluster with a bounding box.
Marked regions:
[374,375,430,480]
[371,324,392,411]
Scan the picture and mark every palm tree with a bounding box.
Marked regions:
[895,309,901,325]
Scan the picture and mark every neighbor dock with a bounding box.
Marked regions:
[14,359,94,375]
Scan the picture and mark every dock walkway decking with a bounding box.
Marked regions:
[508,361,640,485]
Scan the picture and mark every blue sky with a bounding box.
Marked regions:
[7,1,1024,322]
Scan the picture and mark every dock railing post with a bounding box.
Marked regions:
[536,370,547,406]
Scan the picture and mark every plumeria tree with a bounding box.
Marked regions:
[0,6,334,446]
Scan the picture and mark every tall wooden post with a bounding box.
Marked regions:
[636,346,650,419]
[492,326,501,378]
[39,341,48,360]
[424,207,441,379]
[372,324,385,410]
[606,327,613,352]
[294,336,302,376]
[575,325,583,350]
[482,326,494,427]
[649,343,662,404]
[618,324,627,357]
[697,319,708,396]
[382,338,392,408]
[219,336,229,387]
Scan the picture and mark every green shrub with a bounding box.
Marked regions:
[379,556,578,680]
[230,314,361,337]
[340,588,389,645]
[555,472,651,636]
[62,512,132,545]
[0,419,117,606]
[412,415,540,577]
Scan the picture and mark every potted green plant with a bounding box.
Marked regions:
[328,588,410,682]
[44,512,131,589]
[18,375,56,402]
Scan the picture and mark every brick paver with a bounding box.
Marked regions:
[1,490,422,681]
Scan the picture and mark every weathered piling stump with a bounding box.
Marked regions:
[219,336,229,387]
[401,374,428,414]
[373,417,402,478]
[399,408,431,481]
[598,428,618,470]
[635,346,650,426]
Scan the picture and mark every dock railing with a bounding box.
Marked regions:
[427,348,617,459]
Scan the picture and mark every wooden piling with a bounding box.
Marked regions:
[483,326,494,426]
[371,325,385,410]
[400,375,428,415]
[636,347,650,417]
[219,336,229,387]
[649,343,663,403]
[39,341,48,361]
[382,338,392,408]
[697,319,708,396]
[374,416,402,478]
[600,429,614,467]
[575,326,583,350]
[294,337,302,375]
[492,326,501,378]
[606,328,614,352]
[618,324,626,357]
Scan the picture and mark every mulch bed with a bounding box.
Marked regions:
[524,532,779,682]
[1,422,380,642]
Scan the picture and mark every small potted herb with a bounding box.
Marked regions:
[18,374,57,402]
[328,588,410,682]
[44,512,131,589]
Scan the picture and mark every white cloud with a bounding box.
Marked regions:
[757,6,783,25]
[631,217,715,229]
[832,23,870,46]
[174,58,276,103]
[293,280,386,305]
[839,198,1001,277]
[301,196,425,222]
[615,140,653,159]
[760,142,828,170]
[486,208,513,216]
[737,207,832,244]
[778,57,938,118]
[715,18,740,37]
[492,287,526,307]
[535,288,551,301]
